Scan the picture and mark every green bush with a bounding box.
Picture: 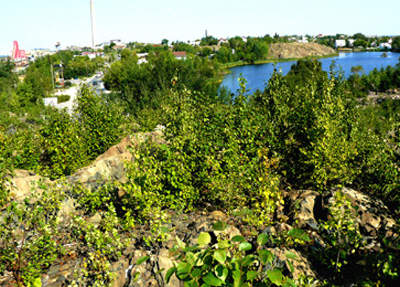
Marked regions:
[39,108,87,178]
[0,190,64,286]
[139,222,315,286]
[64,81,72,88]
[57,94,71,103]
[76,85,124,160]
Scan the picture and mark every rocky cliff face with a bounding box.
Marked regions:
[2,133,399,286]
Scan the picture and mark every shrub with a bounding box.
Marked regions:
[154,222,314,286]
[76,85,124,160]
[39,108,87,178]
[57,94,71,104]
[0,190,64,286]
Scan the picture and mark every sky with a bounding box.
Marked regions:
[1,0,399,55]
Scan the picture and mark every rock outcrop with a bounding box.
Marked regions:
[5,131,164,204]
[2,133,399,286]
[68,131,164,189]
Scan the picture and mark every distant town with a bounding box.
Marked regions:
[3,32,400,69]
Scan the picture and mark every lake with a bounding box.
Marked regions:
[220,52,400,95]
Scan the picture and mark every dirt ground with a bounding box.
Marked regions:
[269,42,336,59]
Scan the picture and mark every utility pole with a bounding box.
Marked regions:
[50,64,55,90]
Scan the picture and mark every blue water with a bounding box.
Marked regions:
[220,52,400,95]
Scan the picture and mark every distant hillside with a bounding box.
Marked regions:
[269,42,336,59]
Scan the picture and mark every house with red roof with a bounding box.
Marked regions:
[172,51,187,60]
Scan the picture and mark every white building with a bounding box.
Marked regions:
[189,40,201,46]
[335,39,346,48]
[297,36,309,43]
[44,97,58,106]
[379,43,392,49]
[218,38,228,46]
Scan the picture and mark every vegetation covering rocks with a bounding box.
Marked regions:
[1,47,400,286]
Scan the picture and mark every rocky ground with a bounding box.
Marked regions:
[268,43,336,59]
[2,132,399,286]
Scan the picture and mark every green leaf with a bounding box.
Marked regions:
[176,236,187,249]
[183,246,199,253]
[231,235,245,243]
[284,251,299,261]
[257,233,268,246]
[186,252,197,266]
[161,226,171,233]
[176,262,192,278]
[203,272,223,286]
[27,277,42,287]
[258,249,274,265]
[239,242,252,251]
[232,269,242,287]
[267,269,283,286]
[287,259,295,273]
[246,270,259,281]
[132,271,140,282]
[214,249,227,264]
[204,254,213,265]
[212,221,227,231]
[282,278,296,287]
[215,265,228,282]
[241,255,256,267]
[165,267,176,283]
[217,240,231,249]
[191,268,202,279]
[198,232,211,246]
[136,255,150,265]
[287,228,310,242]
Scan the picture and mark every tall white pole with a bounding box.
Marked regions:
[90,0,96,47]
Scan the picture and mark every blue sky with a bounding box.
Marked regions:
[1,0,399,55]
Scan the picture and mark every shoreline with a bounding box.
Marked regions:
[220,52,339,70]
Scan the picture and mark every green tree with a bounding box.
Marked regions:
[39,108,86,178]
[76,85,124,159]
[367,68,381,94]
[392,36,400,52]
[354,39,367,48]
[0,59,17,94]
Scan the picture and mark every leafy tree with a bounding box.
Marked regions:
[0,59,17,94]
[76,85,124,159]
[215,46,233,63]
[353,33,367,41]
[201,47,213,57]
[23,65,53,100]
[200,36,218,46]
[103,50,221,116]
[367,68,381,94]
[285,59,328,90]
[392,36,400,52]
[172,42,196,53]
[39,108,86,178]
[354,39,367,48]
